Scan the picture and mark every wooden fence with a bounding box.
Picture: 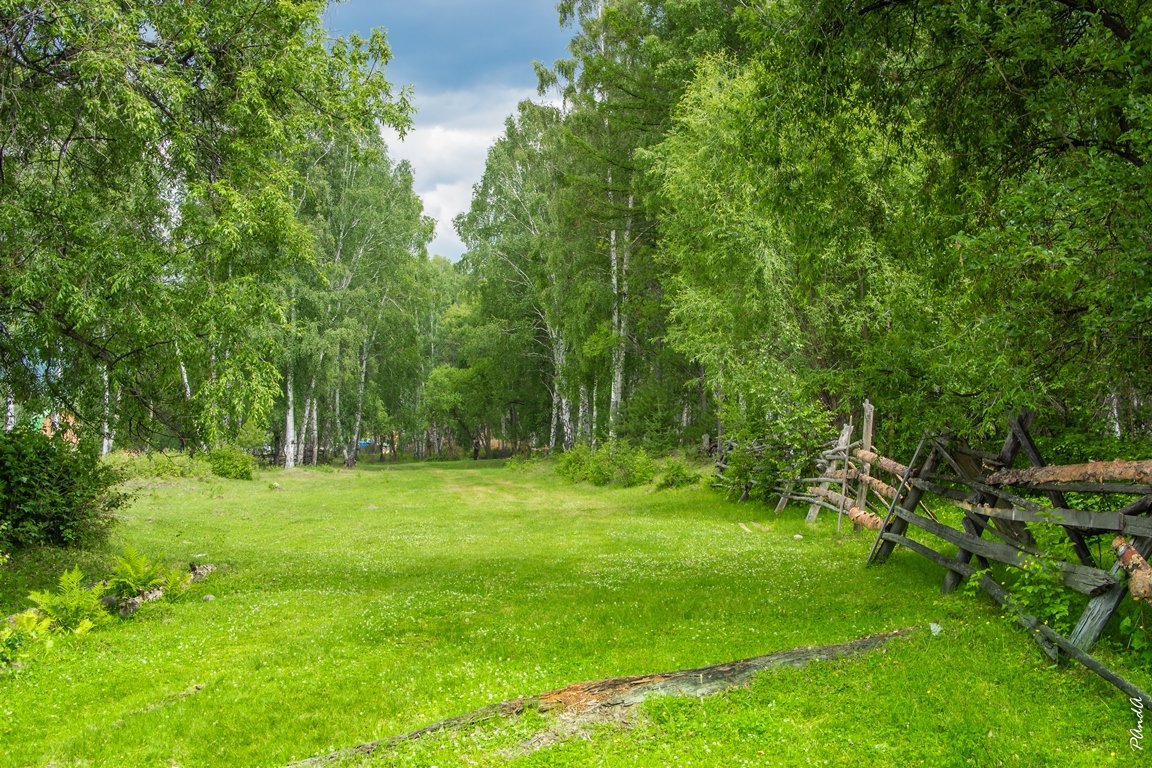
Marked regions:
[777,407,1152,706]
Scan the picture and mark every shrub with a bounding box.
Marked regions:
[556,441,658,488]
[556,444,595,483]
[102,450,211,481]
[27,566,111,633]
[656,458,701,490]
[207,446,255,480]
[0,427,127,548]
[158,567,193,601]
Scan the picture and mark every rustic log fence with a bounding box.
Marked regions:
[776,407,1152,706]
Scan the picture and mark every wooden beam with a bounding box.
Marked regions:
[807,423,853,524]
[1010,415,1096,567]
[939,431,1033,594]
[854,400,875,532]
[931,497,1152,538]
[880,531,1056,657]
[826,467,898,502]
[1069,537,1152,653]
[892,506,1117,596]
[870,447,940,565]
[809,487,884,531]
[853,448,908,479]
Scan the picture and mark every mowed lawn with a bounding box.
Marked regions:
[0,461,1146,767]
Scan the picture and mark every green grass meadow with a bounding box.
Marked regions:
[1,461,1147,766]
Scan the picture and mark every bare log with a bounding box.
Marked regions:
[826,467,899,502]
[853,448,908,479]
[810,487,884,530]
[286,629,915,767]
[989,459,1152,488]
[1113,536,1152,603]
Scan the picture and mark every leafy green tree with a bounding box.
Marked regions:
[280,136,432,467]
[0,1,412,448]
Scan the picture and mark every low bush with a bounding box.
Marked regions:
[108,545,191,602]
[0,427,126,549]
[102,450,211,481]
[556,440,657,488]
[656,458,702,490]
[107,545,165,599]
[556,444,594,483]
[207,446,255,480]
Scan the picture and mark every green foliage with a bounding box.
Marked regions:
[655,458,701,490]
[107,546,166,600]
[715,388,832,503]
[158,567,193,602]
[207,446,256,481]
[556,440,657,487]
[1115,603,1152,671]
[27,567,110,633]
[0,427,126,549]
[1002,551,1082,637]
[0,609,53,672]
[2,0,413,447]
[102,451,212,481]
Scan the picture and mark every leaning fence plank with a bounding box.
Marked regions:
[807,423,853,524]
[1069,537,1152,653]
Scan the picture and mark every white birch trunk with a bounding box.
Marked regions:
[308,396,319,465]
[346,340,370,467]
[175,342,193,401]
[549,386,560,453]
[578,385,590,444]
[5,389,15,431]
[283,368,297,469]
[608,194,633,439]
[101,367,114,456]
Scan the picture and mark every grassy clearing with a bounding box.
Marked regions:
[1,460,1147,767]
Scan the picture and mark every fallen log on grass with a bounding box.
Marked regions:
[286,628,916,767]
[1113,536,1152,603]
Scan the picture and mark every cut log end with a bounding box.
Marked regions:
[1113,536,1152,603]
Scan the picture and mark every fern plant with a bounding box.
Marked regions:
[28,567,111,631]
[108,545,165,598]
[0,609,53,671]
[159,567,193,601]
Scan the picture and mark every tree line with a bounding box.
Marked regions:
[3,1,1150,476]
[448,0,1152,480]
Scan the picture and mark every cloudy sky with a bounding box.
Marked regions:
[322,1,573,260]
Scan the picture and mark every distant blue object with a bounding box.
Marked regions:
[358,440,371,448]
